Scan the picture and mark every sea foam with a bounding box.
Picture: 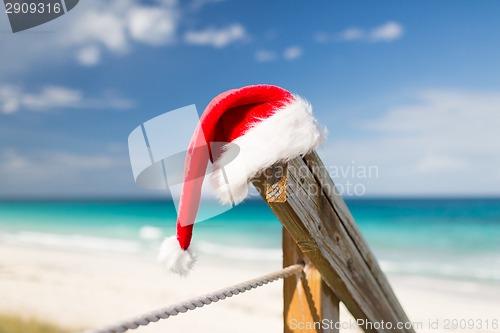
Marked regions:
[0,231,141,254]
[195,240,281,261]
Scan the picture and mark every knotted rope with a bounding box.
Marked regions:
[82,263,304,333]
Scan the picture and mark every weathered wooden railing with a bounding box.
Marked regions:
[252,151,414,333]
[83,150,415,333]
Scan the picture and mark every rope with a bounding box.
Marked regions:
[81,263,304,333]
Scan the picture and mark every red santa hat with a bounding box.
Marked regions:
[158,84,326,275]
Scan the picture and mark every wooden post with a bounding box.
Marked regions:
[252,152,415,333]
[283,228,340,333]
[265,162,340,333]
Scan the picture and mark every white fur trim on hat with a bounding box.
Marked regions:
[157,236,196,276]
[210,95,326,205]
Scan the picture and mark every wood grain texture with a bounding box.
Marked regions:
[266,162,288,203]
[252,152,415,333]
[302,151,413,330]
[283,225,339,333]
[266,163,340,333]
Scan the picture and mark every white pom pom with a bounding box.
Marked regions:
[157,236,196,277]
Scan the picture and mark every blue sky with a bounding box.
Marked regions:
[1,0,500,198]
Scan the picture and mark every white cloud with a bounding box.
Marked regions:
[317,21,404,44]
[0,0,248,72]
[283,46,303,61]
[184,24,247,48]
[0,0,179,72]
[319,89,500,196]
[0,149,118,180]
[255,47,303,63]
[23,86,82,110]
[64,0,178,66]
[0,84,134,114]
[68,10,129,53]
[370,21,404,42]
[76,46,101,66]
[339,28,365,41]
[0,85,21,114]
[255,50,277,62]
[0,148,133,196]
[127,7,177,45]
[189,0,227,11]
[416,155,468,173]
[313,32,329,43]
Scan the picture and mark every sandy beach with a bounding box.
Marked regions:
[1,244,499,333]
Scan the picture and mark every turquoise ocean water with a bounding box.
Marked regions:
[0,198,499,284]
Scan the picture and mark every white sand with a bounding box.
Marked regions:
[0,244,499,333]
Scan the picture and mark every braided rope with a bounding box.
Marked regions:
[81,263,304,333]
